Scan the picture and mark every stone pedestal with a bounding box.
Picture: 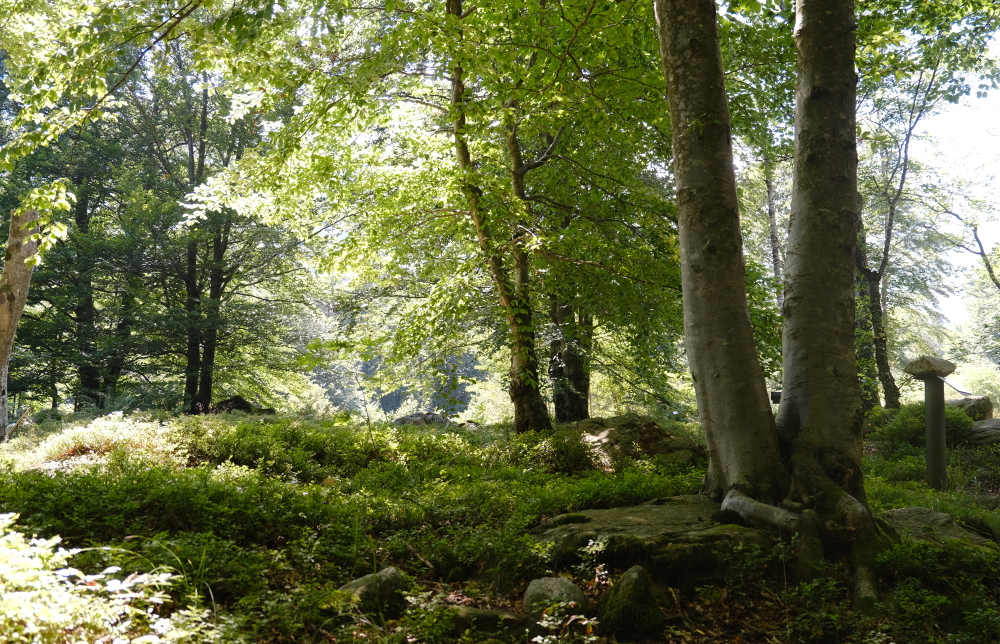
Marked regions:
[903,356,956,491]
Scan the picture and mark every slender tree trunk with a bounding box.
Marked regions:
[562,312,591,422]
[195,219,230,412]
[654,0,786,503]
[764,160,785,310]
[183,237,202,413]
[855,271,880,411]
[776,0,889,608]
[72,182,102,408]
[0,210,39,434]
[446,0,550,433]
[103,291,134,398]
[549,300,590,422]
[866,274,900,408]
[857,217,900,409]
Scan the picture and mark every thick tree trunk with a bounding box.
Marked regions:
[654,0,786,503]
[447,0,550,433]
[0,210,39,435]
[764,160,784,310]
[776,0,890,609]
[549,300,590,423]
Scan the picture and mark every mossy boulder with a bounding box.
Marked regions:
[878,507,991,545]
[597,565,664,640]
[338,567,409,618]
[533,494,769,587]
[575,413,706,469]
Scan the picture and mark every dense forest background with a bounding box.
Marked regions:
[2,0,1000,425]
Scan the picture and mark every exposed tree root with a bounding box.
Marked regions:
[722,487,897,607]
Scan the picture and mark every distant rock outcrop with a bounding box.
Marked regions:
[393,412,450,426]
[947,396,993,421]
[212,395,274,415]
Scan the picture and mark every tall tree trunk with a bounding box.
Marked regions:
[764,159,785,310]
[103,291,135,399]
[855,271,880,411]
[865,273,900,408]
[446,0,550,433]
[776,0,888,608]
[654,0,786,503]
[183,237,202,413]
[72,181,102,408]
[549,300,590,422]
[0,210,39,435]
[195,219,230,412]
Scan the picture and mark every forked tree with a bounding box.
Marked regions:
[654,0,891,607]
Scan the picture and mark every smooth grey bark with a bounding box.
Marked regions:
[764,160,785,310]
[654,0,786,503]
[775,0,889,608]
[0,210,39,436]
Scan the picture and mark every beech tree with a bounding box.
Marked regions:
[655,0,887,604]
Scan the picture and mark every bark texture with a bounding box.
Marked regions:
[764,160,784,310]
[0,210,39,436]
[549,299,591,422]
[447,0,551,433]
[654,0,786,503]
[775,0,889,608]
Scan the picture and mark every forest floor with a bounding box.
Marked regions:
[1,406,1000,643]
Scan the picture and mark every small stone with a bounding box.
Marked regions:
[597,565,664,641]
[522,577,587,618]
[903,356,956,379]
[338,567,409,618]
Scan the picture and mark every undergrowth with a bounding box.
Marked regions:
[2,406,1000,642]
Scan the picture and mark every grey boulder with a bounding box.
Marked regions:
[948,396,993,421]
[522,576,587,618]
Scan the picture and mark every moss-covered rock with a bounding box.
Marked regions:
[597,565,664,640]
[534,495,769,585]
[338,567,409,618]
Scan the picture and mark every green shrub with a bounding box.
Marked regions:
[867,403,974,453]
[0,513,235,643]
[876,539,1000,640]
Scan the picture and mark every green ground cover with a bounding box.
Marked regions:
[0,407,998,643]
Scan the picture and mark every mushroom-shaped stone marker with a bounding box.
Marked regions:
[903,355,956,491]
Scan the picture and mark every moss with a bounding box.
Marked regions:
[547,513,593,528]
[597,565,664,641]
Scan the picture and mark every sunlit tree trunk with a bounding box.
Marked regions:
[775,0,888,608]
[0,210,39,434]
[446,0,551,433]
[654,0,787,503]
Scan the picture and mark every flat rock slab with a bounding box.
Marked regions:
[904,355,956,379]
[533,495,768,586]
[877,507,991,546]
